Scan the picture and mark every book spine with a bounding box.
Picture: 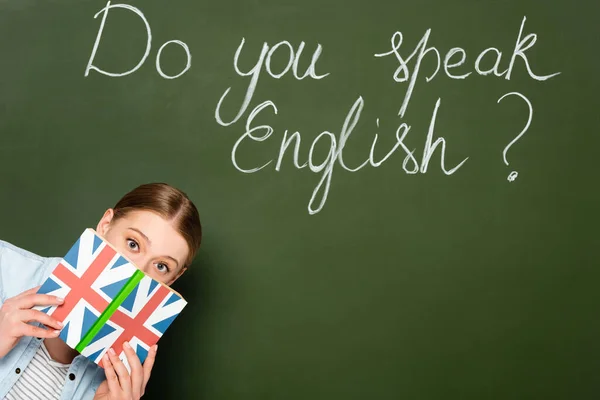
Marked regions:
[74,269,145,353]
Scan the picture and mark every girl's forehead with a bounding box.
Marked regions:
[113,211,189,260]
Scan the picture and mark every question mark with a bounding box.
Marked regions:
[497,91,533,182]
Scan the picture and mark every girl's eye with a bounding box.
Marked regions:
[156,262,170,273]
[126,239,139,251]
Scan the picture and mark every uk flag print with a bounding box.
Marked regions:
[36,228,187,370]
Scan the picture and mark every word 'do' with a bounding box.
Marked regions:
[84,1,191,79]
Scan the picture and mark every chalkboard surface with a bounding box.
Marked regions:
[0,0,598,399]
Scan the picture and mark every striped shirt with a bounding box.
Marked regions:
[4,341,70,400]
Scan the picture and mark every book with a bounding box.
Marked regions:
[35,228,187,371]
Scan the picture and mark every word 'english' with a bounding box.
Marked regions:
[232,96,467,215]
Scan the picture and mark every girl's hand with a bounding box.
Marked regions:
[93,342,157,400]
[0,285,64,358]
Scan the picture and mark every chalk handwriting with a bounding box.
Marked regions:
[497,91,533,181]
[374,16,560,118]
[85,1,191,79]
[156,40,192,79]
[231,97,467,215]
[215,38,330,127]
[80,7,561,214]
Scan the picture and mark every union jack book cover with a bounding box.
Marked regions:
[34,228,187,370]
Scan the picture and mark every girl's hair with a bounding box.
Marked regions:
[111,183,202,267]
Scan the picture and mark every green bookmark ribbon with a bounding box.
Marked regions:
[75,269,145,353]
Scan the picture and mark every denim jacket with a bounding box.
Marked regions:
[0,239,106,400]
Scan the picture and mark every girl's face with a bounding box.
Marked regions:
[96,209,189,285]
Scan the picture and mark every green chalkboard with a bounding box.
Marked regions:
[0,0,598,398]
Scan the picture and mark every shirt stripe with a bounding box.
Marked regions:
[4,342,70,400]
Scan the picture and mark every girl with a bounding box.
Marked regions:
[0,183,202,400]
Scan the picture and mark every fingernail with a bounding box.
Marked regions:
[56,297,64,303]
[123,341,130,349]
[109,348,115,355]
[53,330,60,335]
[154,344,158,351]
[57,321,63,328]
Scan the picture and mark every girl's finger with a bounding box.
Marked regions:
[17,293,64,309]
[123,342,144,399]
[141,345,158,393]
[102,354,122,395]
[18,309,63,330]
[19,322,61,339]
[108,348,132,396]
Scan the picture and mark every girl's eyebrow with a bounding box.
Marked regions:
[128,227,151,244]
[127,227,180,268]
[163,255,180,268]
